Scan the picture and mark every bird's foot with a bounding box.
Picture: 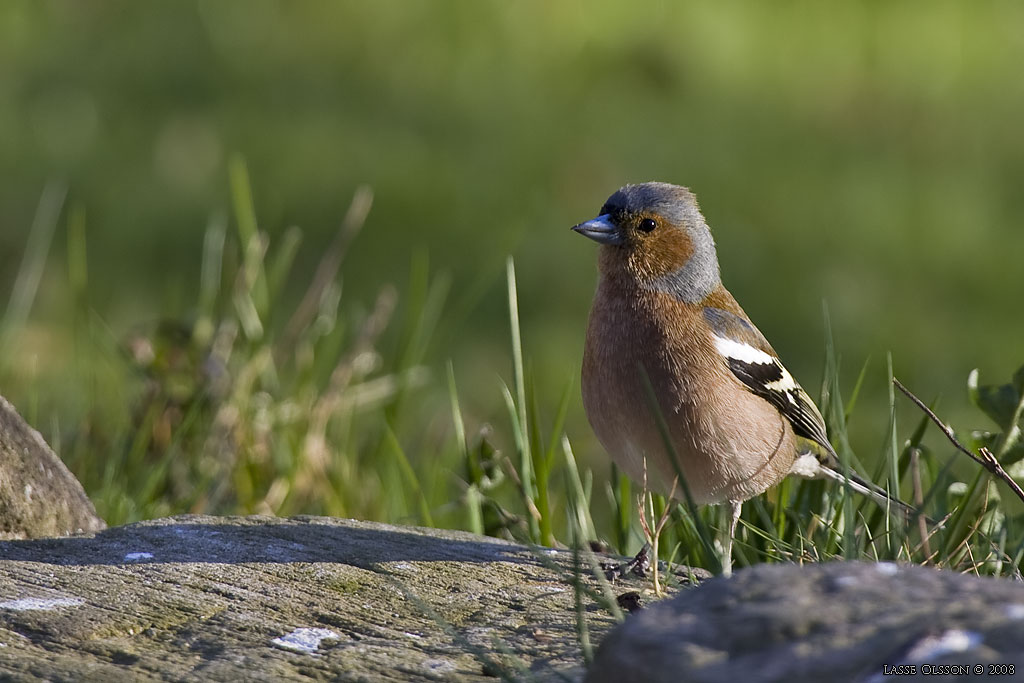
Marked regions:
[602,542,652,582]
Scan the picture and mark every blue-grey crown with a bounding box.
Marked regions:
[605,182,722,303]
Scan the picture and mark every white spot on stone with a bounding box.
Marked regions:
[23,484,32,501]
[1005,604,1024,620]
[875,562,899,576]
[403,631,423,639]
[0,597,84,611]
[903,629,982,662]
[464,626,497,647]
[423,659,456,674]
[271,627,340,654]
[124,552,154,562]
[834,575,859,588]
[391,562,416,572]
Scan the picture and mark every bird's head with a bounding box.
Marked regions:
[572,182,721,303]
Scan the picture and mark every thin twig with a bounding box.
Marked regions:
[635,456,670,596]
[893,377,1024,504]
[654,477,680,538]
[280,185,374,356]
[958,500,987,575]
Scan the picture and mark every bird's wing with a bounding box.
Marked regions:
[701,306,835,457]
[702,305,919,518]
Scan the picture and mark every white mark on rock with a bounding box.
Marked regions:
[391,562,416,572]
[1004,604,1024,620]
[403,631,423,639]
[834,575,859,588]
[23,484,32,501]
[271,627,340,654]
[863,628,984,683]
[903,629,982,662]
[423,659,456,674]
[0,597,84,612]
[874,562,899,576]
[464,626,497,647]
[124,552,154,562]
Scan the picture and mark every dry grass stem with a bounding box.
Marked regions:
[894,377,1024,504]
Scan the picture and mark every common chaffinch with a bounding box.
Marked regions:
[573,182,909,575]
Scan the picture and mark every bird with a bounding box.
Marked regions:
[573,182,913,575]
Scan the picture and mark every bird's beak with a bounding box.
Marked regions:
[571,214,623,246]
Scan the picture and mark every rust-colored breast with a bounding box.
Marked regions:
[581,277,797,504]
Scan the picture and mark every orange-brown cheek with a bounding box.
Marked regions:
[628,231,694,281]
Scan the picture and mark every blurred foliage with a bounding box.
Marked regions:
[2,1,1024,555]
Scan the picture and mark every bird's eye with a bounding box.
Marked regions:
[638,218,657,233]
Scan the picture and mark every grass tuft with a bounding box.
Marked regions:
[2,170,1020,585]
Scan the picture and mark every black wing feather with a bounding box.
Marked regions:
[703,307,835,457]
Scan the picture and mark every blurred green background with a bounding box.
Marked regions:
[2,1,1023,528]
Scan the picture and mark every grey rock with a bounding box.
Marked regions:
[0,514,663,681]
[586,561,1024,683]
[0,396,105,540]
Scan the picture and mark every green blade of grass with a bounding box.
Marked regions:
[195,212,227,347]
[526,372,554,546]
[446,361,468,460]
[227,155,269,318]
[67,204,88,310]
[388,255,450,420]
[499,379,541,540]
[233,230,268,341]
[506,257,534,504]
[562,435,596,542]
[382,423,433,527]
[885,352,906,557]
[821,303,858,560]
[266,224,303,309]
[844,356,871,421]
[609,464,632,555]
[571,525,594,666]
[545,375,575,475]
[2,180,67,346]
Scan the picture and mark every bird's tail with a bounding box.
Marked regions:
[815,463,920,520]
[789,446,923,521]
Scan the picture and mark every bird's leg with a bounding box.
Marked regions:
[721,500,742,577]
